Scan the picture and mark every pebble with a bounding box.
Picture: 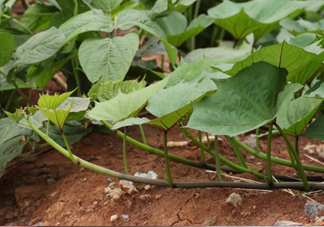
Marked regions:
[82,177,87,182]
[104,186,111,194]
[155,194,162,200]
[275,220,302,226]
[47,178,56,185]
[107,178,113,183]
[304,200,324,218]
[110,215,118,223]
[203,216,217,226]
[122,214,129,219]
[119,180,138,195]
[109,182,116,189]
[144,185,151,190]
[225,193,242,207]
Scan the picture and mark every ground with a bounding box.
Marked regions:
[1,121,324,226]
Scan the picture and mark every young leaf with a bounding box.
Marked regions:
[280,18,324,36]
[207,0,307,42]
[186,62,302,137]
[13,27,65,68]
[78,33,139,83]
[38,90,75,110]
[59,11,114,44]
[88,78,169,122]
[0,32,14,67]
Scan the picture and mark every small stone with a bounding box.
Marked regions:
[315,216,324,226]
[305,200,324,218]
[82,178,87,182]
[144,185,151,190]
[107,178,113,183]
[253,205,257,209]
[104,186,111,194]
[143,221,148,225]
[104,200,108,205]
[34,222,44,226]
[109,182,116,189]
[203,216,217,226]
[155,194,162,200]
[119,180,138,195]
[110,214,118,223]
[240,211,251,216]
[47,178,56,185]
[122,214,129,219]
[108,188,122,199]
[276,220,302,226]
[232,210,237,215]
[225,193,242,207]
[139,194,151,200]
[93,201,98,207]
[112,194,120,200]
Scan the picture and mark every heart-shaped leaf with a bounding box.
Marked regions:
[0,32,14,67]
[302,116,324,140]
[186,62,302,136]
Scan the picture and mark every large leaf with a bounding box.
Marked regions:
[78,33,139,83]
[215,41,324,85]
[186,62,302,137]
[280,18,324,36]
[0,32,14,67]
[0,136,25,174]
[116,9,177,65]
[207,0,306,42]
[156,12,212,47]
[88,78,168,122]
[57,97,90,121]
[276,96,322,137]
[13,27,65,68]
[59,11,114,44]
[83,0,123,12]
[302,116,324,140]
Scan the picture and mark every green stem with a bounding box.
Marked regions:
[2,14,34,35]
[123,127,128,173]
[164,131,173,187]
[295,136,299,156]
[190,0,201,51]
[206,132,210,148]
[181,128,266,180]
[61,131,77,164]
[9,77,32,106]
[226,136,248,168]
[233,137,324,173]
[4,90,16,111]
[139,125,147,145]
[274,123,310,191]
[266,125,273,185]
[256,128,260,151]
[46,120,50,135]
[198,131,206,163]
[287,143,297,169]
[71,57,82,97]
[161,55,164,71]
[209,25,219,47]
[214,135,222,181]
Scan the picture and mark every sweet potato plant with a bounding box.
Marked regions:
[2,0,324,191]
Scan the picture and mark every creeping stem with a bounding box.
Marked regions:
[164,131,173,187]
[266,125,273,185]
[214,135,222,181]
[123,127,128,173]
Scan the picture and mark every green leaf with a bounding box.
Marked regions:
[18,3,55,32]
[207,0,306,41]
[88,77,169,122]
[157,12,212,47]
[13,27,65,68]
[302,116,324,140]
[78,33,139,83]
[186,62,302,137]
[117,9,177,65]
[150,0,168,16]
[167,54,248,87]
[57,97,90,121]
[111,117,150,130]
[280,18,324,36]
[0,136,25,173]
[0,76,31,91]
[216,41,324,85]
[59,11,114,44]
[276,96,322,137]
[305,80,324,99]
[40,120,86,147]
[0,32,14,67]
[83,0,123,12]
[88,78,146,101]
[38,90,74,109]
[0,117,37,144]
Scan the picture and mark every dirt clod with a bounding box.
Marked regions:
[225,193,242,207]
[110,214,118,223]
[203,216,217,226]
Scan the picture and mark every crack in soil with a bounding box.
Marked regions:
[171,190,196,226]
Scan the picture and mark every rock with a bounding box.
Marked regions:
[109,182,116,189]
[315,216,324,226]
[242,134,257,150]
[119,180,138,195]
[203,216,217,226]
[15,185,46,209]
[122,214,129,219]
[108,188,122,199]
[134,171,158,179]
[104,186,111,194]
[276,220,302,226]
[144,185,151,190]
[155,194,162,200]
[304,200,324,218]
[110,215,118,223]
[240,211,251,216]
[225,193,242,207]
[47,178,56,184]
[139,194,151,200]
